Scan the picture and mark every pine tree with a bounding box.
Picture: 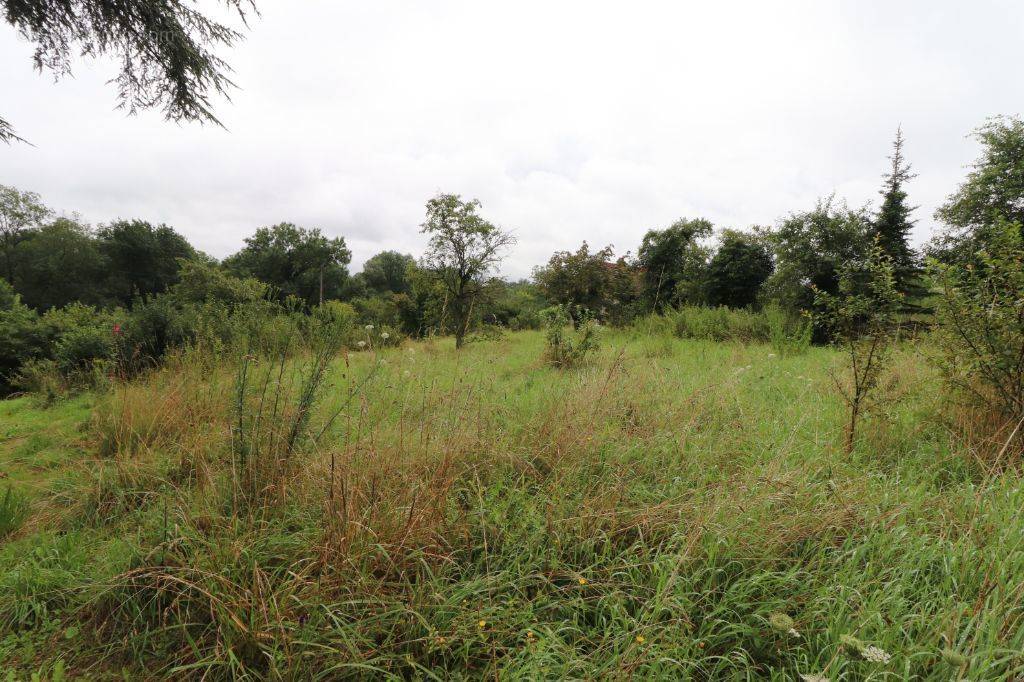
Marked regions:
[872,127,925,306]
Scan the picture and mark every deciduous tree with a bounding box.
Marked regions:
[420,194,514,349]
[224,223,351,307]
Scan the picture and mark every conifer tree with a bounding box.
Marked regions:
[872,127,924,304]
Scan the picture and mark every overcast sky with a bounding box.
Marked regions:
[3,1,1022,278]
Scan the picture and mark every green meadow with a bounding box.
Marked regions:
[0,327,1017,679]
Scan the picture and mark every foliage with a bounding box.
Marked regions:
[542,305,600,367]
[484,279,548,330]
[705,228,774,308]
[12,217,108,310]
[814,243,901,453]
[96,220,196,305]
[1,0,256,143]
[0,185,51,285]
[354,250,416,296]
[636,218,713,310]
[931,218,1024,425]
[935,115,1024,260]
[765,197,873,337]
[224,222,352,307]
[533,242,638,324]
[0,290,46,393]
[420,193,515,348]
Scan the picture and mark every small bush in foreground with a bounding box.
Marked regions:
[932,218,1024,436]
[543,305,600,368]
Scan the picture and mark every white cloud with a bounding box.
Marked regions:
[3,0,1022,278]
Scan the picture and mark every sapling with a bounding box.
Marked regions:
[814,242,901,453]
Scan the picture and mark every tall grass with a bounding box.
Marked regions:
[0,486,28,539]
[671,304,811,355]
[0,329,1021,678]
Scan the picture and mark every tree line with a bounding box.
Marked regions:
[1,117,1022,398]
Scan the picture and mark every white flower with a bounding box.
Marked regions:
[357,340,366,348]
[380,331,390,340]
[365,324,374,331]
[861,645,892,663]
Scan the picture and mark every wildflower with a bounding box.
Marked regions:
[578,578,588,585]
[860,645,892,663]
[478,620,486,628]
[635,635,645,644]
[941,648,969,667]
[357,340,366,348]
[381,331,390,340]
[365,324,374,331]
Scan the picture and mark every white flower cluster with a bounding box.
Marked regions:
[860,645,892,664]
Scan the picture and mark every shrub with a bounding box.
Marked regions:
[932,218,1024,427]
[0,297,45,394]
[542,305,600,368]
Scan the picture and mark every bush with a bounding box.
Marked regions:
[0,296,46,394]
[542,305,600,368]
[932,218,1024,425]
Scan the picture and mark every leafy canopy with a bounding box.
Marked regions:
[636,218,713,310]
[420,193,515,347]
[224,223,351,307]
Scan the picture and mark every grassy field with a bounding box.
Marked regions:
[0,327,1021,679]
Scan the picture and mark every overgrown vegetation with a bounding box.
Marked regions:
[4,116,1024,678]
[542,305,601,367]
[1,327,1022,678]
